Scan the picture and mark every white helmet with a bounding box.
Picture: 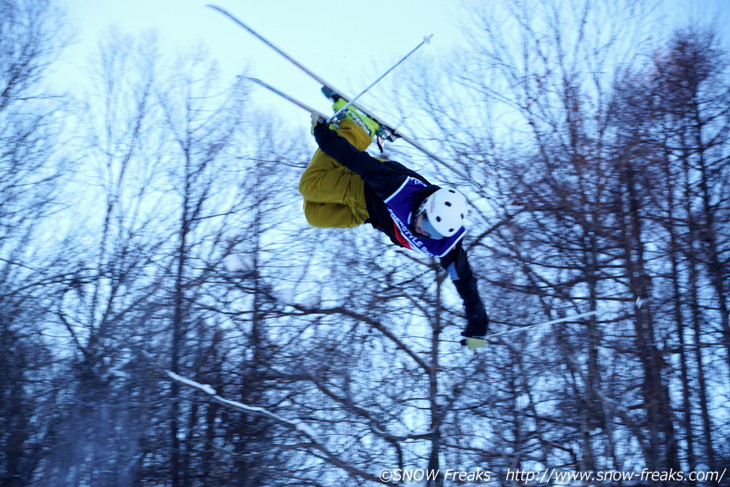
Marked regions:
[419,188,468,239]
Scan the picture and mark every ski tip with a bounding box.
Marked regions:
[238,76,260,85]
[207,4,233,17]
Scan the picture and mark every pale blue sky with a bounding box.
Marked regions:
[56,0,730,126]
[57,0,466,118]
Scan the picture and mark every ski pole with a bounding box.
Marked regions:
[484,310,600,341]
[329,35,433,124]
[482,299,644,341]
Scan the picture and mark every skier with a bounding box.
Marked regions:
[300,96,489,349]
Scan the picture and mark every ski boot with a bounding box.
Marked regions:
[321,86,399,151]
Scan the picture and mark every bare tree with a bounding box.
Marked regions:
[0,0,71,485]
[435,0,709,478]
[610,25,730,474]
[35,31,176,486]
[9,0,729,484]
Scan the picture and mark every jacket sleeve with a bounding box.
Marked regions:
[440,242,489,338]
[313,122,406,199]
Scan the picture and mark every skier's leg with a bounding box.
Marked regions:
[299,149,364,206]
[299,121,372,228]
[302,201,363,228]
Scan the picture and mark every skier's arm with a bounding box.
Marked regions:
[440,243,489,346]
[313,122,406,198]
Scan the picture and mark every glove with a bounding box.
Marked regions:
[463,337,486,349]
[312,115,338,146]
[310,113,326,135]
[460,316,489,350]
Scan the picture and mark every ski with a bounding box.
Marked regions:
[244,77,329,120]
[208,3,390,122]
[208,4,483,189]
[243,77,400,143]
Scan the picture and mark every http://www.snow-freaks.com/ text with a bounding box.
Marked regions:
[378,466,727,484]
